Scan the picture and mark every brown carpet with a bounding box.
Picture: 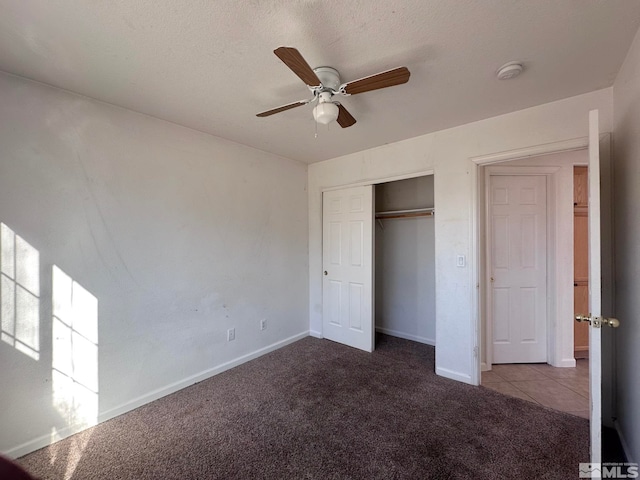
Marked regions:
[18,335,589,479]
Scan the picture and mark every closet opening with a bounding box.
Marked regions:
[374,175,436,347]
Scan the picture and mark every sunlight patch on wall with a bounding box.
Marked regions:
[0,223,40,360]
[52,265,98,431]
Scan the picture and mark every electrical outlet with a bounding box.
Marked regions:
[260,319,267,331]
[227,328,235,342]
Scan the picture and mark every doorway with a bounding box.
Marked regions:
[480,151,586,370]
[480,150,591,417]
[320,174,435,353]
[374,176,435,347]
[474,125,616,466]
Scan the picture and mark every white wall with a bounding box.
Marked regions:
[309,88,612,385]
[612,26,640,463]
[0,72,309,457]
[375,176,435,345]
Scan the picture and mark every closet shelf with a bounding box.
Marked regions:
[375,207,434,220]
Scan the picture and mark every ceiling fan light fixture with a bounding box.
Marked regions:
[313,101,339,125]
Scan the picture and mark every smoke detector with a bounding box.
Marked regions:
[496,62,524,80]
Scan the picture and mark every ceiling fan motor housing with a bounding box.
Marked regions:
[313,67,341,92]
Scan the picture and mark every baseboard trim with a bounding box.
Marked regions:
[614,419,636,464]
[5,420,99,460]
[309,330,323,339]
[99,330,309,422]
[375,327,435,346]
[4,331,309,459]
[554,358,577,368]
[436,366,473,385]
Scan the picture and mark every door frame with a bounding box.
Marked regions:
[470,137,590,385]
[484,167,558,367]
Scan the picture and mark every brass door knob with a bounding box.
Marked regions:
[575,314,620,328]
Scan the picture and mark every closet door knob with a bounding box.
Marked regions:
[324,271,328,276]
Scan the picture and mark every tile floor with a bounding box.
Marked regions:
[481,359,589,419]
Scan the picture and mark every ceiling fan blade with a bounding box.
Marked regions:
[256,99,311,118]
[341,66,410,95]
[274,47,322,87]
[336,104,356,128]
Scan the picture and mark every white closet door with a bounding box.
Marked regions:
[322,186,374,352]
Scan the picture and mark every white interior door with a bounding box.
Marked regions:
[587,109,603,466]
[489,175,547,364]
[322,186,374,352]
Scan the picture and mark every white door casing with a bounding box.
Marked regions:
[587,109,602,465]
[489,175,548,364]
[322,185,374,352]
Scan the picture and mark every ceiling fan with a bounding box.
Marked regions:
[256,47,411,128]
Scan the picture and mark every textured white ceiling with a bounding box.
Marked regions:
[1,1,640,163]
